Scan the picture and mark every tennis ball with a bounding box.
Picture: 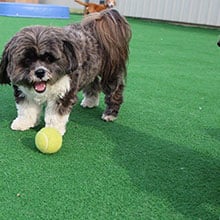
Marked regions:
[35,127,62,154]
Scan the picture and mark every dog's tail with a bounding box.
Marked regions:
[82,9,131,82]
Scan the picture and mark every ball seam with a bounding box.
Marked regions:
[41,131,49,151]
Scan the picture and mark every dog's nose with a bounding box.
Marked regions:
[35,68,45,79]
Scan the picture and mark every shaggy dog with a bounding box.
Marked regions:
[0,9,131,135]
[75,0,116,15]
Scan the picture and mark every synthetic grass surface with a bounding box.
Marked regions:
[0,14,220,220]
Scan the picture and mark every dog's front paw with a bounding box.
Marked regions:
[11,118,35,131]
[45,125,66,136]
[101,114,117,122]
[45,114,69,136]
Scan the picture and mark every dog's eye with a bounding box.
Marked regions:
[21,57,36,67]
[40,53,58,64]
[20,48,37,67]
[24,58,32,65]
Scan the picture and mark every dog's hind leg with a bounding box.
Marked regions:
[101,76,124,122]
[81,77,101,108]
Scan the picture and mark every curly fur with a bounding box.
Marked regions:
[0,9,131,135]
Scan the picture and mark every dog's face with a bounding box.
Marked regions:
[106,0,116,8]
[0,26,77,93]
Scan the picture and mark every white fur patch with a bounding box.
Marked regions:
[19,75,71,105]
[101,114,117,122]
[11,101,42,131]
[45,100,70,135]
[12,75,71,134]
[80,95,99,108]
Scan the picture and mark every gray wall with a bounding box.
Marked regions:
[117,0,220,27]
[41,0,220,27]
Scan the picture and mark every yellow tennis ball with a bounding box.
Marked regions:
[35,127,62,154]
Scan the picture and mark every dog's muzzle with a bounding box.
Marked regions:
[34,68,47,93]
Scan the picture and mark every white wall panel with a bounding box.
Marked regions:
[41,0,220,27]
[116,0,220,27]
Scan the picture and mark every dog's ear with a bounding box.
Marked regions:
[63,40,78,73]
[0,41,11,84]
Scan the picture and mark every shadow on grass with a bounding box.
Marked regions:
[111,126,219,219]
[206,128,220,142]
[73,106,220,220]
[22,137,38,152]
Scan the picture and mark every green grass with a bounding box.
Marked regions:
[0,14,220,220]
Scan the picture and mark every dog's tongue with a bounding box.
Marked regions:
[34,82,46,93]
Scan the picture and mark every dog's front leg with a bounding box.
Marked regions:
[44,100,70,136]
[44,73,79,135]
[45,90,78,135]
[11,99,42,131]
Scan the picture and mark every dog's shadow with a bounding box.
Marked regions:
[206,128,220,142]
[72,106,220,220]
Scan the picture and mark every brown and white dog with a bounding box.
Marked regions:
[0,9,131,135]
[75,0,116,15]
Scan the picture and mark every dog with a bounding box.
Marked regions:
[218,40,220,47]
[75,0,116,15]
[0,9,131,135]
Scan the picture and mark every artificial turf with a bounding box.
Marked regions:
[0,13,220,220]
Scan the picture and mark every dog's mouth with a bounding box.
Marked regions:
[34,81,47,93]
